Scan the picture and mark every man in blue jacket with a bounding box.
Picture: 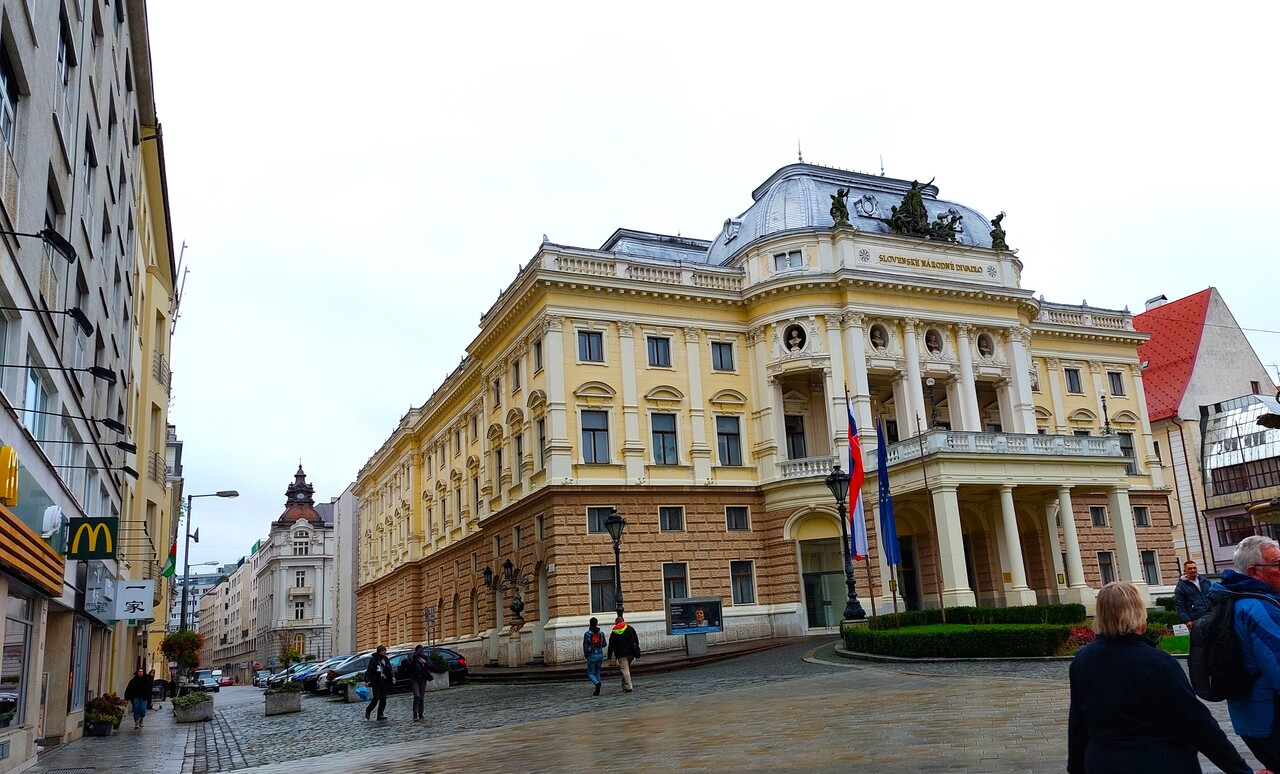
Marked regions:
[1209,535,1280,770]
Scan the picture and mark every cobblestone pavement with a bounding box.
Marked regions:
[27,641,1263,773]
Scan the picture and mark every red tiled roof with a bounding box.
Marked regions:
[1134,288,1212,422]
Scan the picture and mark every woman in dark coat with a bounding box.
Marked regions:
[1068,581,1252,774]
[123,669,153,729]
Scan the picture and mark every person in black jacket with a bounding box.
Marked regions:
[606,617,641,693]
[1068,581,1251,774]
[123,669,153,729]
[1174,560,1213,626]
[364,645,393,721]
[406,645,434,721]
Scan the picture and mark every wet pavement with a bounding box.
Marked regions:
[26,639,1261,773]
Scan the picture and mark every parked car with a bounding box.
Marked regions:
[384,647,469,691]
[217,676,235,686]
[301,656,351,693]
[192,670,220,693]
[266,662,317,688]
[325,649,391,694]
[252,670,272,687]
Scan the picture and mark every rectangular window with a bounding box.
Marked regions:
[716,416,743,466]
[1252,380,1262,395]
[513,526,521,550]
[1153,440,1162,464]
[1216,514,1255,547]
[663,563,688,601]
[1089,506,1107,527]
[511,361,520,390]
[69,615,88,711]
[1107,371,1125,396]
[711,341,735,372]
[581,410,609,464]
[533,340,543,372]
[1133,505,1151,527]
[0,45,16,151]
[784,415,807,459]
[1097,552,1116,585]
[590,565,617,614]
[726,506,750,531]
[1064,368,1083,394]
[587,507,614,534]
[1210,457,1280,497]
[293,542,309,556]
[455,490,463,525]
[514,433,524,480]
[651,413,678,465]
[537,419,547,469]
[647,336,672,368]
[23,366,50,443]
[1141,550,1160,586]
[3,592,33,728]
[1073,430,1091,437]
[472,477,480,512]
[293,601,305,620]
[578,331,604,362]
[659,506,684,532]
[536,514,545,541]
[492,378,501,406]
[731,561,756,604]
[294,570,305,588]
[773,250,802,271]
[1118,432,1137,474]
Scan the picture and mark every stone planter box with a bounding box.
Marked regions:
[341,682,366,703]
[84,720,114,737]
[264,691,302,716]
[174,700,215,723]
[424,671,450,692]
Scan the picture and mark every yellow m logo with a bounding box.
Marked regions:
[68,519,117,559]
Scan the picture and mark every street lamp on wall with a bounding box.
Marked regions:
[180,490,238,632]
[0,304,94,336]
[483,557,532,622]
[824,464,866,621]
[0,363,117,384]
[603,510,626,618]
[0,227,78,262]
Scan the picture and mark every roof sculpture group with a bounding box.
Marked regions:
[828,178,1011,251]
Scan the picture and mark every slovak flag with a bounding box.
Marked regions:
[846,391,868,561]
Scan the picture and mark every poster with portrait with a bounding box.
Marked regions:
[666,597,723,635]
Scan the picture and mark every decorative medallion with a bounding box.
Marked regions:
[858,248,871,263]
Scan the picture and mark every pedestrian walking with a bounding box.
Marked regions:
[1068,581,1251,773]
[124,668,154,730]
[583,617,607,696]
[606,616,641,693]
[1175,560,1213,627]
[1210,535,1280,770]
[364,645,393,721]
[407,645,434,720]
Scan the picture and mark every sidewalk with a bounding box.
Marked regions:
[465,635,807,683]
[25,700,189,774]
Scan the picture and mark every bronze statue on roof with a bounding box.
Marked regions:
[830,187,851,228]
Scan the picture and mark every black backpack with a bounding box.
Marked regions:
[1189,594,1275,701]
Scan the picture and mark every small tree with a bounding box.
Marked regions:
[161,630,204,670]
[281,648,303,666]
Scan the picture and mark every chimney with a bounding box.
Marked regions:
[1144,294,1168,311]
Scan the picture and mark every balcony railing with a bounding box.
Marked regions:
[885,429,1122,465]
[152,351,172,394]
[147,451,166,484]
[287,586,313,597]
[778,455,839,479]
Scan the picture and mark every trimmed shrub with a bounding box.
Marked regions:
[174,691,213,710]
[1147,610,1181,628]
[1155,596,1176,612]
[845,624,1074,658]
[866,603,1086,631]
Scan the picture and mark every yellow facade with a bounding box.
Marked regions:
[356,165,1173,665]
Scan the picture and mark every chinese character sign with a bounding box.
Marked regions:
[114,580,155,620]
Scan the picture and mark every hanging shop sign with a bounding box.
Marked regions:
[66,517,119,560]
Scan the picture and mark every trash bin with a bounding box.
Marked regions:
[151,680,168,709]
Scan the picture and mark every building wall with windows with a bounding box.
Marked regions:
[0,1,169,765]
[355,163,1175,666]
[331,483,359,656]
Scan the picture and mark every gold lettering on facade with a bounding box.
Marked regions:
[877,254,986,274]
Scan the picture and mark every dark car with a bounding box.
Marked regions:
[266,661,317,689]
[301,656,351,693]
[388,647,469,690]
[328,649,413,693]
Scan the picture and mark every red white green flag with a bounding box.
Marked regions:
[161,539,177,578]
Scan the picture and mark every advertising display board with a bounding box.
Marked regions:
[666,597,724,635]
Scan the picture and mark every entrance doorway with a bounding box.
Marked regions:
[898,536,922,611]
[800,537,844,628]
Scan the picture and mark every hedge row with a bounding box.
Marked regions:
[845,624,1075,658]
[866,603,1086,631]
[1147,610,1181,627]
[1155,596,1176,612]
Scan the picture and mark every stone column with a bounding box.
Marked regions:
[843,313,873,432]
[1045,357,1067,434]
[1130,363,1164,487]
[617,321,645,482]
[685,327,712,481]
[1058,486,1097,609]
[748,328,779,474]
[998,485,1038,605]
[825,316,848,462]
[901,318,926,438]
[1108,486,1148,596]
[1007,326,1037,433]
[1089,360,1108,434]
[542,316,573,481]
[955,323,982,432]
[931,485,977,607]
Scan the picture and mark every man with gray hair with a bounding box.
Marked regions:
[1208,535,1280,770]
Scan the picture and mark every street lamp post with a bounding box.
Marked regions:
[603,510,626,618]
[825,464,866,621]
[179,490,238,632]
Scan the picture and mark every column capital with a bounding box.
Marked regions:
[841,311,866,329]
[956,322,973,337]
[1057,485,1073,496]
[1088,359,1104,374]
[1129,362,1144,378]
[542,314,564,332]
[824,315,842,332]
[683,326,702,343]
[618,321,635,337]
[902,317,919,332]
[746,327,765,346]
[1045,356,1060,369]
[999,484,1015,494]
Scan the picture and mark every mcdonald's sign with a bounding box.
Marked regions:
[0,446,18,507]
[66,517,118,560]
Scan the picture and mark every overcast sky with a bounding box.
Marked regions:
[147,3,1280,568]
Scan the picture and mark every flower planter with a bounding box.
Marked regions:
[342,682,366,703]
[264,691,302,716]
[424,671,450,692]
[174,701,215,723]
[84,720,114,737]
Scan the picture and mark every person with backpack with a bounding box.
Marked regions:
[1208,535,1280,770]
[1176,560,1213,626]
[1068,581,1250,774]
[607,616,641,693]
[364,645,394,721]
[583,617,607,696]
